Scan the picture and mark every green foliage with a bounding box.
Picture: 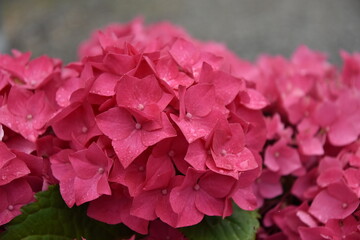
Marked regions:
[181,204,260,240]
[0,185,133,240]
[0,185,260,240]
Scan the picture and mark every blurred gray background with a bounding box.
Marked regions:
[1,0,360,64]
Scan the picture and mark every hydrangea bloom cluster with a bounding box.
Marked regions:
[0,19,266,234]
[246,47,360,239]
[1,18,360,239]
[0,51,62,225]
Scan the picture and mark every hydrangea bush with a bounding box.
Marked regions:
[0,18,360,240]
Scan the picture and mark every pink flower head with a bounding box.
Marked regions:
[169,168,234,227]
[51,143,112,206]
[52,103,102,146]
[0,179,34,225]
[116,74,173,122]
[209,120,258,176]
[0,53,60,89]
[265,114,293,141]
[0,87,55,141]
[155,55,194,90]
[171,84,223,143]
[264,138,302,175]
[199,63,244,106]
[96,107,176,168]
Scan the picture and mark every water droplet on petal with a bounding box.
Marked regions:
[342,203,348,209]
[137,103,145,111]
[135,123,142,130]
[221,149,227,156]
[8,205,14,211]
[274,152,280,158]
[193,184,200,191]
[81,126,88,133]
[138,166,145,172]
[186,112,192,119]
[98,167,105,174]
[26,114,33,120]
[161,189,168,195]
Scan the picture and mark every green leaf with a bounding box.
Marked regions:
[180,203,260,240]
[0,185,134,240]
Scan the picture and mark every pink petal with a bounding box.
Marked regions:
[96,107,136,140]
[309,183,359,223]
[90,73,119,96]
[131,190,159,220]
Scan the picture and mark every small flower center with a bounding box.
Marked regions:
[81,126,88,133]
[168,150,175,157]
[8,205,14,211]
[161,189,168,195]
[137,103,145,111]
[98,167,105,174]
[135,123,142,130]
[186,112,193,119]
[193,184,200,191]
[220,149,227,156]
[26,114,33,120]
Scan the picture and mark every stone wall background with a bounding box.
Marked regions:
[1,0,360,64]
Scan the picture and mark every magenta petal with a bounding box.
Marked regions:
[96,107,135,140]
[195,189,224,216]
[0,142,16,165]
[87,190,123,224]
[309,183,359,223]
[0,179,34,225]
[0,158,30,185]
[131,190,159,220]
[240,89,268,110]
[232,186,258,211]
[184,140,208,170]
[141,113,177,146]
[112,133,147,169]
[91,73,119,96]
[199,172,235,198]
[316,168,343,187]
[74,175,104,205]
[199,63,243,105]
[299,226,336,240]
[297,133,324,156]
[155,194,179,228]
[257,170,282,199]
[143,155,175,191]
[265,139,302,175]
[213,147,258,172]
[170,186,204,227]
[328,118,360,146]
[69,151,98,179]
[185,84,216,117]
